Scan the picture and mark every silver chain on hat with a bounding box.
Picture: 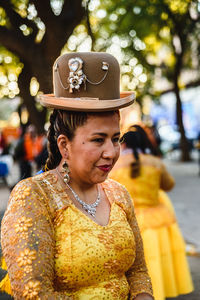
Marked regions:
[56,167,101,217]
[54,58,109,92]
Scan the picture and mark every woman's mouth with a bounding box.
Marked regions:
[97,165,112,173]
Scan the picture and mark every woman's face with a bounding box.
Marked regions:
[66,113,120,186]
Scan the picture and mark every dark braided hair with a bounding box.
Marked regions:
[45,109,119,170]
[45,110,88,170]
[122,125,158,178]
[129,125,160,156]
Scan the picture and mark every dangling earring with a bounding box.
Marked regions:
[61,161,70,184]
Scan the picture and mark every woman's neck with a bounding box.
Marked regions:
[54,168,99,204]
[69,178,97,194]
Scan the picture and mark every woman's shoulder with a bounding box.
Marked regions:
[10,176,37,197]
[7,171,57,210]
[10,171,55,194]
[33,170,57,184]
[104,177,128,192]
[103,178,133,212]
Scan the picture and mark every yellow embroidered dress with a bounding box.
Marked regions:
[110,153,194,300]
[0,171,153,299]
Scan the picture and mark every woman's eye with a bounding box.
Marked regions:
[92,138,104,143]
[113,137,120,143]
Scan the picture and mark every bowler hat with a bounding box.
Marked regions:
[39,52,135,111]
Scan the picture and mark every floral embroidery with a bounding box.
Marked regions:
[14,186,31,206]
[104,259,121,272]
[14,216,33,233]
[23,280,41,299]
[104,281,121,298]
[114,244,124,252]
[97,233,114,250]
[24,265,33,274]
[17,248,36,267]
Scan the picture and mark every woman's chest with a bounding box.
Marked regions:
[53,203,136,288]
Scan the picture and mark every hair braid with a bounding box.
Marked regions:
[46,110,62,170]
[122,131,141,178]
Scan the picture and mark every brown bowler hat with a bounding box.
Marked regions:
[39,52,135,111]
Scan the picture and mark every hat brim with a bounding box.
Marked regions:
[38,91,135,112]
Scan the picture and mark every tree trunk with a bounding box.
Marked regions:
[174,79,191,161]
[18,63,46,134]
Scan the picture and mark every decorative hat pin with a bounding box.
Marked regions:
[68,57,86,93]
[55,57,109,93]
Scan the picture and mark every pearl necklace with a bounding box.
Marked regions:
[56,167,101,217]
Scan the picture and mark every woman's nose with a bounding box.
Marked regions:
[102,141,117,159]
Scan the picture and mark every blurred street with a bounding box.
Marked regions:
[0,152,200,299]
[164,152,200,300]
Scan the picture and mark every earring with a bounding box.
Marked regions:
[62,161,70,184]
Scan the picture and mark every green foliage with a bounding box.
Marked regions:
[89,0,200,103]
[0,47,22,99]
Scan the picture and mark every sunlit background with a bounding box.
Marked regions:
[0,0,200,157]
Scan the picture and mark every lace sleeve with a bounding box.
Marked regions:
[115,184,154,299]
[1,178,72,300]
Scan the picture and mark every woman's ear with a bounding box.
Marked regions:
[57,134,69,159]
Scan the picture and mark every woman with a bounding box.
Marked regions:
[0,53,153,299]
[110,125,194,300]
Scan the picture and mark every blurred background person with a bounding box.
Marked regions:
[0,130,14,190]
[110,124,194,300]
[14,124,44,180]
[0,130,6,156]
[143,123,162,157]
[34,132,48,172]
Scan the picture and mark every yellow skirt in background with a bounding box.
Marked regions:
[136,190,194,300]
